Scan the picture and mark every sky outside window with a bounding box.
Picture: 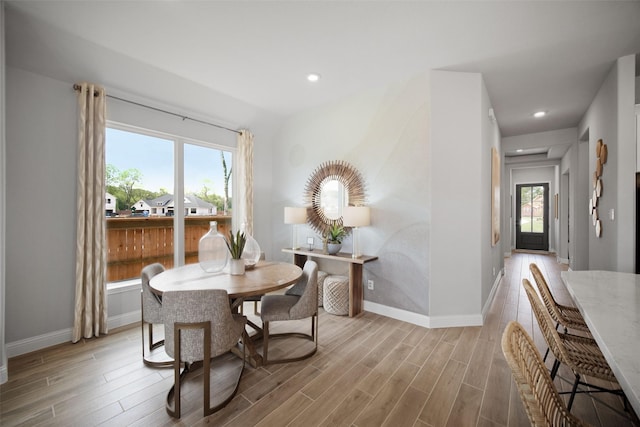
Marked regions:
[106,127,231,197]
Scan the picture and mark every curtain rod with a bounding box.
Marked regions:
[73,84,241,135]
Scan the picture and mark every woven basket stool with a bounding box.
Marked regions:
[323,275,349,316]
[317,271,329,307]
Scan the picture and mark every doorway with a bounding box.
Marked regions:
[516,183,549,251]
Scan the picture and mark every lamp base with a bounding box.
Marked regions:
[351,227,362,259]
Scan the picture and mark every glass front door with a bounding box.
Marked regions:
[516,183,549,251]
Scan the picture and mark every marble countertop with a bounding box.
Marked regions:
[561,270,640,416]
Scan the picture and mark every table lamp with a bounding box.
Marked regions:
[343,206,370,258]
[284,207,307,249]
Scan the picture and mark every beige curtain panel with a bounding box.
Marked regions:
[237,130,254,235]
[72,82,108,343]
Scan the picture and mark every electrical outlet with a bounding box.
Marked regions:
[367,280,374,290]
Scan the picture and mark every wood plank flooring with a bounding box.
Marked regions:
[1,252,638,426]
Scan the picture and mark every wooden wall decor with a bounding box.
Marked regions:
[491,147,501,246]
[592,138,607,238]
[303,160,366,236]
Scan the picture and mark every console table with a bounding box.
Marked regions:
[282,248,378,317]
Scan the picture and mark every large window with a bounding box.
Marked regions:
[105,124,233,284]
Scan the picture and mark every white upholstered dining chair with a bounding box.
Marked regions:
[162,289,247,418]
[260,260,318,365]
[140,263,173,367]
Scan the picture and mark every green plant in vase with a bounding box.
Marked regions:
[325,223,346,254]
[226,230,247,274]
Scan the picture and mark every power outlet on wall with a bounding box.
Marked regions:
[367,280,374,290]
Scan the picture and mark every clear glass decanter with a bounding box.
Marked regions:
[240,223,261,269]
[198,221,229,273]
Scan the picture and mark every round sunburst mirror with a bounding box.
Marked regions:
[303,160,366,236]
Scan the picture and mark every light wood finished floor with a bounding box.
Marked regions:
[1,252,638,426]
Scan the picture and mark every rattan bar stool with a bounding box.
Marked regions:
[530,263,592,362]
[502,321,591,427]
[530,264,591,334]
[522,278,623,411]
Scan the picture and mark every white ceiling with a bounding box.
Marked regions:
[5,1,640,139]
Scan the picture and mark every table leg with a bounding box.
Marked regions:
[349,264,364,317]
[231,329,263,368]
[230,297,265,367]
[293,253,307,268]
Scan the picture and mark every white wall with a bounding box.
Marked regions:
[6,68,77,345]
[480,76,503,310]
[270,69,501,326]
[615,56,637,273]
[430,70,501,325]
[1,0,8,384]
[560,142,588,270]
[272,73,431,317]
[576,139,591,270]
[637,105,640,172]
[559,172,569,263]
[578,55,636,272]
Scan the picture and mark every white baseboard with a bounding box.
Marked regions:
[428,313,483,328]
[7,327,72,358]
[482,268,503,319]
[108,310,141,330]
[7,311,141,358]
[557,257,569,265]
[0,365,7,384]
[363,301,483,329]
[364,301,430,327]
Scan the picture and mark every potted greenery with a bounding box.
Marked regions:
[325,223,346,255]
[226,230,247,275]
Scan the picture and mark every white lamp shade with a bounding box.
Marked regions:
[284,207,307,224]
[343,206,370,227]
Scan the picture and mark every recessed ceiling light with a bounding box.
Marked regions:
[307,73,320,82]
[533,111,546,118]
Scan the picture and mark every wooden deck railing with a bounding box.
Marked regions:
[106,215,231,282]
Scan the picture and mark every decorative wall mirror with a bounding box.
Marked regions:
[303,160,366,236]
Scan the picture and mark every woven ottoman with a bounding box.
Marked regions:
[323,275,349,316]
[317,271,329,307]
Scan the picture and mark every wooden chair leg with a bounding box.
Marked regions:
[168,325,183,418]
[166,321,211,419]
[202,330,211,417]
[262,314,318,366]
[263,321,270,364]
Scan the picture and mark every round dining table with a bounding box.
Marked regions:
[149,260,303,367]
[149,260,302,297]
